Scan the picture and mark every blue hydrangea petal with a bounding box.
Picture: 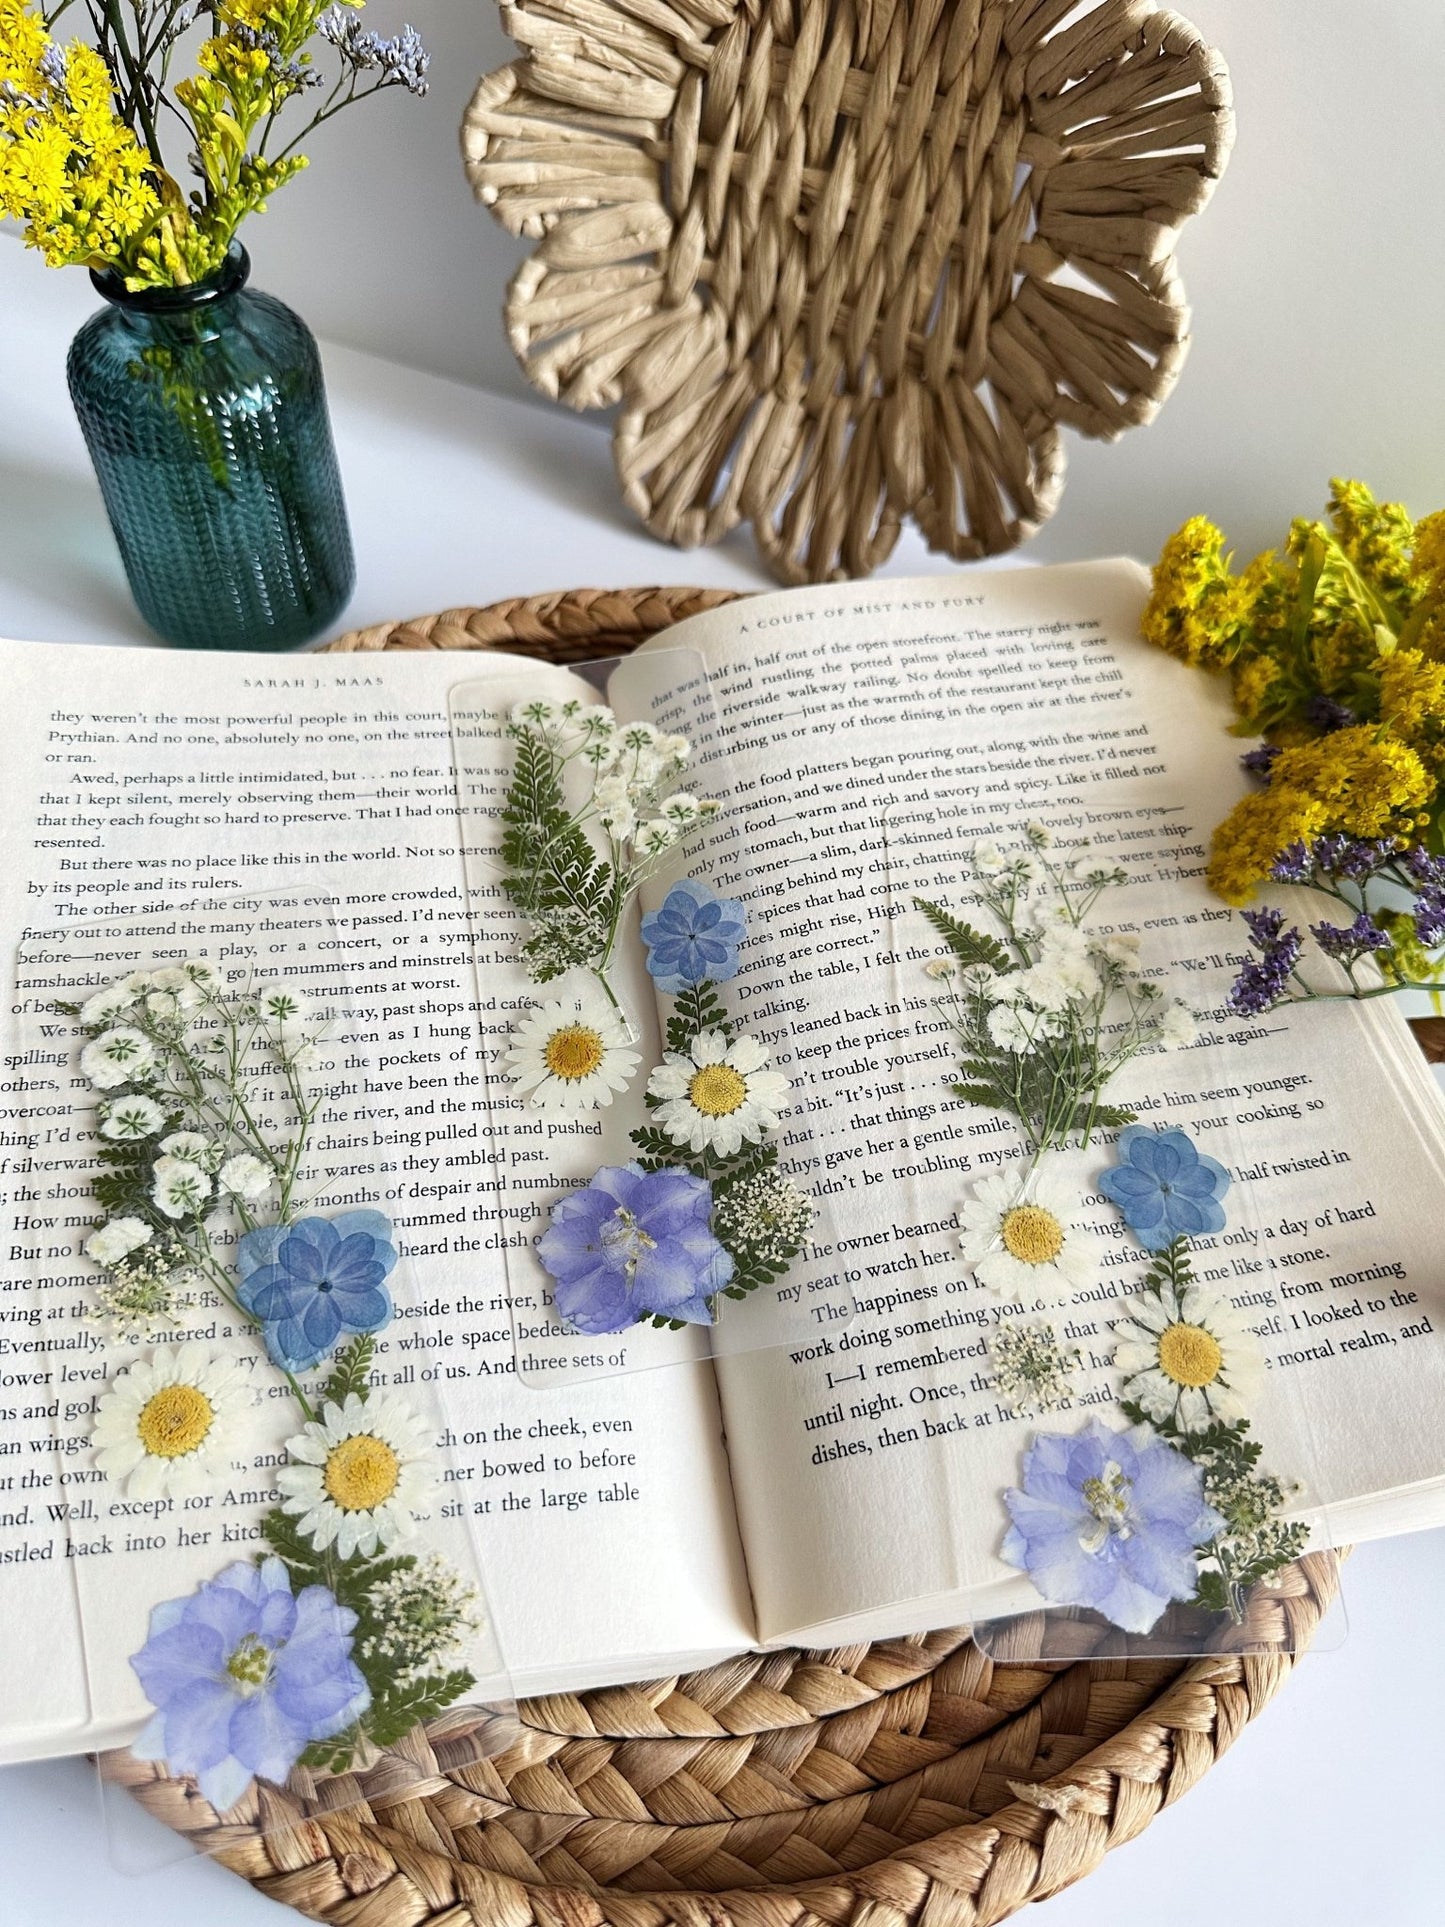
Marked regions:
[1133,1133,1188,1182]
[1097,1165,1161,1204]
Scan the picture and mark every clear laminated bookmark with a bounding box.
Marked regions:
[449,646,856,1386]
[866,805,1351,1661]
[9,893,516,1870]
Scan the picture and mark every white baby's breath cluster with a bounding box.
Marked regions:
[357,1554,483,1688]
[71,960,329,1320]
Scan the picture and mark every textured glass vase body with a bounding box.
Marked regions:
[67,247,354,650]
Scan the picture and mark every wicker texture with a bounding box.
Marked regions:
[99,585,1348,1924]
[463,0,1234,584]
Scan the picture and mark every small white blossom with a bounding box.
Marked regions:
[1025,820,1053,848]
[81,1026,155,1089]
[252,981,308,1034]
[923,958,955,981]
[218,1153,274,1202]
[987,1004,1034,1052]
[100,1095,167,1141]
[1096,931,1142,972]
[634,817,679,856]
[85,1217,154,1266]
[159,1130,214,1166]
[153,1156,211,1219]
[972,840,1006,876]
[80,973,148,1026]
[1155,1000,1199,1050]
[149,965,208,1012]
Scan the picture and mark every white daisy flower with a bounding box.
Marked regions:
[1155,1000,1199,1050]
[504,989,641,1110]
[80,972,148,1026]
[100,1095,167,1141]
[647,1030,792,1157]
[217,1153,274,1202]
[80,1026,155,1089]
[1112,1279,1265,1432]
[276,1392,440,1559]
[959,1171,1100,1300]
[92,1343,248,1498]
[152,1155,212,1219]
[85,1217,154,1266]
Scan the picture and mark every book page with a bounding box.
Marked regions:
[624,567,1445,1641]
[0,636,753,1759]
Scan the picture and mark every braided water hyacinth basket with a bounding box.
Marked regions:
[97,587,1348,1926]
[463,1,1234,584]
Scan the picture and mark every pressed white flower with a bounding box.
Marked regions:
[634,816,680,856]
[504,989,641,1110]
[80,972,148,1026]
[1095,930,1143,972]
[92,1342,248,1499]
[85,1216,154,1266]
[1025,820,1053,848]
[986,1003,1036,1052]
[959,1171,1100,1300]
[152,1155,212,1219]
[100,1094,166,1141]
[923,958,956,981]
[988,1318,1080,1417]
[1015,949,1100,1012]
[281,1038,322,1072]
[972,840,1007,876]
[251,981,308,1033]
[359,1554,483,1687]
[648,1030,791,1157]
[658,732,690,766]
[148,965,208,1014]
[177,955,224,992]
[277,1392,440,1558]
[712,1168,814,1264]
[158,1130,213,1166]
[217,1153,274,1202]
[1113,1278,1265,1432]
[1155,1000,1199,1050]
[80,1026,155,1089]
[661,790,702,828]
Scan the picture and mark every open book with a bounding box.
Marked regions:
[5,562,1445,1765]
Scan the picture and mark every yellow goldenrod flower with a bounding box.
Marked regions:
[1140,517,1250,668]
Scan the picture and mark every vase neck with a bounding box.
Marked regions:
[90,246,251,340]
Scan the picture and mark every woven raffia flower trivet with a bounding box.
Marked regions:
[95,585,1354,1925]
[462,2,1234,584]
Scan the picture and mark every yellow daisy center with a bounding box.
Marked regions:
[324,1433,401,1512]
[543,1023,605,1081]
[689,1063,748,1116]
[136,1383,214,1459]
[999,1204,1065,1266]
[1157,1322,1224,1388]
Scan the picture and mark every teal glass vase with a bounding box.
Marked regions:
[67,245,355,651]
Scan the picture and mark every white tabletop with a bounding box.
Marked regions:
[2,230,1443,1925]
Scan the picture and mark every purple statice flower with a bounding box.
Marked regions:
[1239,743,1281,781]
[537,1163,733,1332]
[237,1211,396,1373]
[1313,836,1397,881]
[1310,912,1392,963]
[1303,694,1357,732]
[131,1558,369,1811]
[1097,1126,1231,1250]
[640,878,746,992]
[1401,848,1445,889]
[1267,842,1311,884]
[1002,1420,1223,1633]
[1414,891,1445,948]
[1240,906,1286,950]
[1228,920,1303,1015]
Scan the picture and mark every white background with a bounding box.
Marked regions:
[3,0,1445,1920]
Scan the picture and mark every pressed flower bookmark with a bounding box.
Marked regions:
[25,913,515,1836]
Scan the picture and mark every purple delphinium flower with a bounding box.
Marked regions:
[1310,912,1392,964]
[1097,1126,1231,1250]
[1267,842,1311,884]
[1239,743,1280,781]
[537,1163,733,1333]
[1002,1420,1223,1633]
[1228,921,1303,1015]
[640,879,747,992]
[237,1211,396,1373]
[130,1558,369,1811]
